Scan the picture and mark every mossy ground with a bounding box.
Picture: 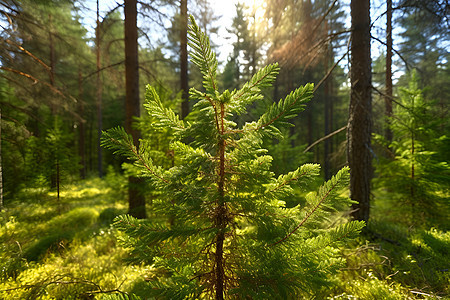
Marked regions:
[0,174,149,299]
[1,174,448,299]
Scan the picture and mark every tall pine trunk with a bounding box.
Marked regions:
[348,0,372,222]
[324,19,331,181]
[78,68,86,179]
[48,14,56,98]
[125,0,146,219]
[385,0,393,144]
[49,14,58,190]
[0,108,3,211]
[96,0,103,178]
[180,0,189,119]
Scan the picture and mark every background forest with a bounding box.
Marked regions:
[0,0,449,299]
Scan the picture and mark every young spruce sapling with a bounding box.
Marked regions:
[102,16,365,299]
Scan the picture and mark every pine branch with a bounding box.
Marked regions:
[305,221,365,252]
[256,83,314,137]
[114,215,213,245]
[269,167,350,246]
[101,127,168,183]
[5,38,51,72]
[170,141,210,162]
[101,127,136,158]
[0,66,78,104]
[190,87,220,132]
[230,63,280,115]
[187,15,218,97]
[97,293,140,300]
[266,163,320,194]
[144,85,186,131]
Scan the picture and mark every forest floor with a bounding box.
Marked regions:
[0,175,448,299]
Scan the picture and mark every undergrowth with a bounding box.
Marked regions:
[0,174,448,299]
[327,193,449,300]
[0,173,146,299]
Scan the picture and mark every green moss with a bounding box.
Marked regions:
[330,275,411,299]
[99,207,126,226]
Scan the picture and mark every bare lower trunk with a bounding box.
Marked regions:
[96,0,103,178]
[348,0,372,222]
[78,68,86,179]
[125,0,145,218]
[0,109,3,211]
[57,159,61,214]
[324,19,331,180]
[180,0,189,119]
[385,0,393,144]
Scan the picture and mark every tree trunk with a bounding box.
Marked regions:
[215,105,227,300]
[385,0,393,143]
[96,0,103,178]
[324,19,331,181]
[88,116,93,173]
[0,108,3,211]
[250,13,257,77]
[180,0,189,119]
[125,0,146,219]
[307,110,313,146]
[48,14,55,94]
[78,68,86,179]
[348,0,372,222]
[410,90,415,200]
[48,14,60,190]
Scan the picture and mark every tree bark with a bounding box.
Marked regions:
[78,68,86,179]
[324,19,331,180]
[96,0,103,178]
[49,14,58,189]
[348,0,372,222]
[48,14,56,98]
[180,0,189,119]
[125,0,146,219]
[385,0,393,143]
[0,109,3,211]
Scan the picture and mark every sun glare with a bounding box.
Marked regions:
[249,0,267,22]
